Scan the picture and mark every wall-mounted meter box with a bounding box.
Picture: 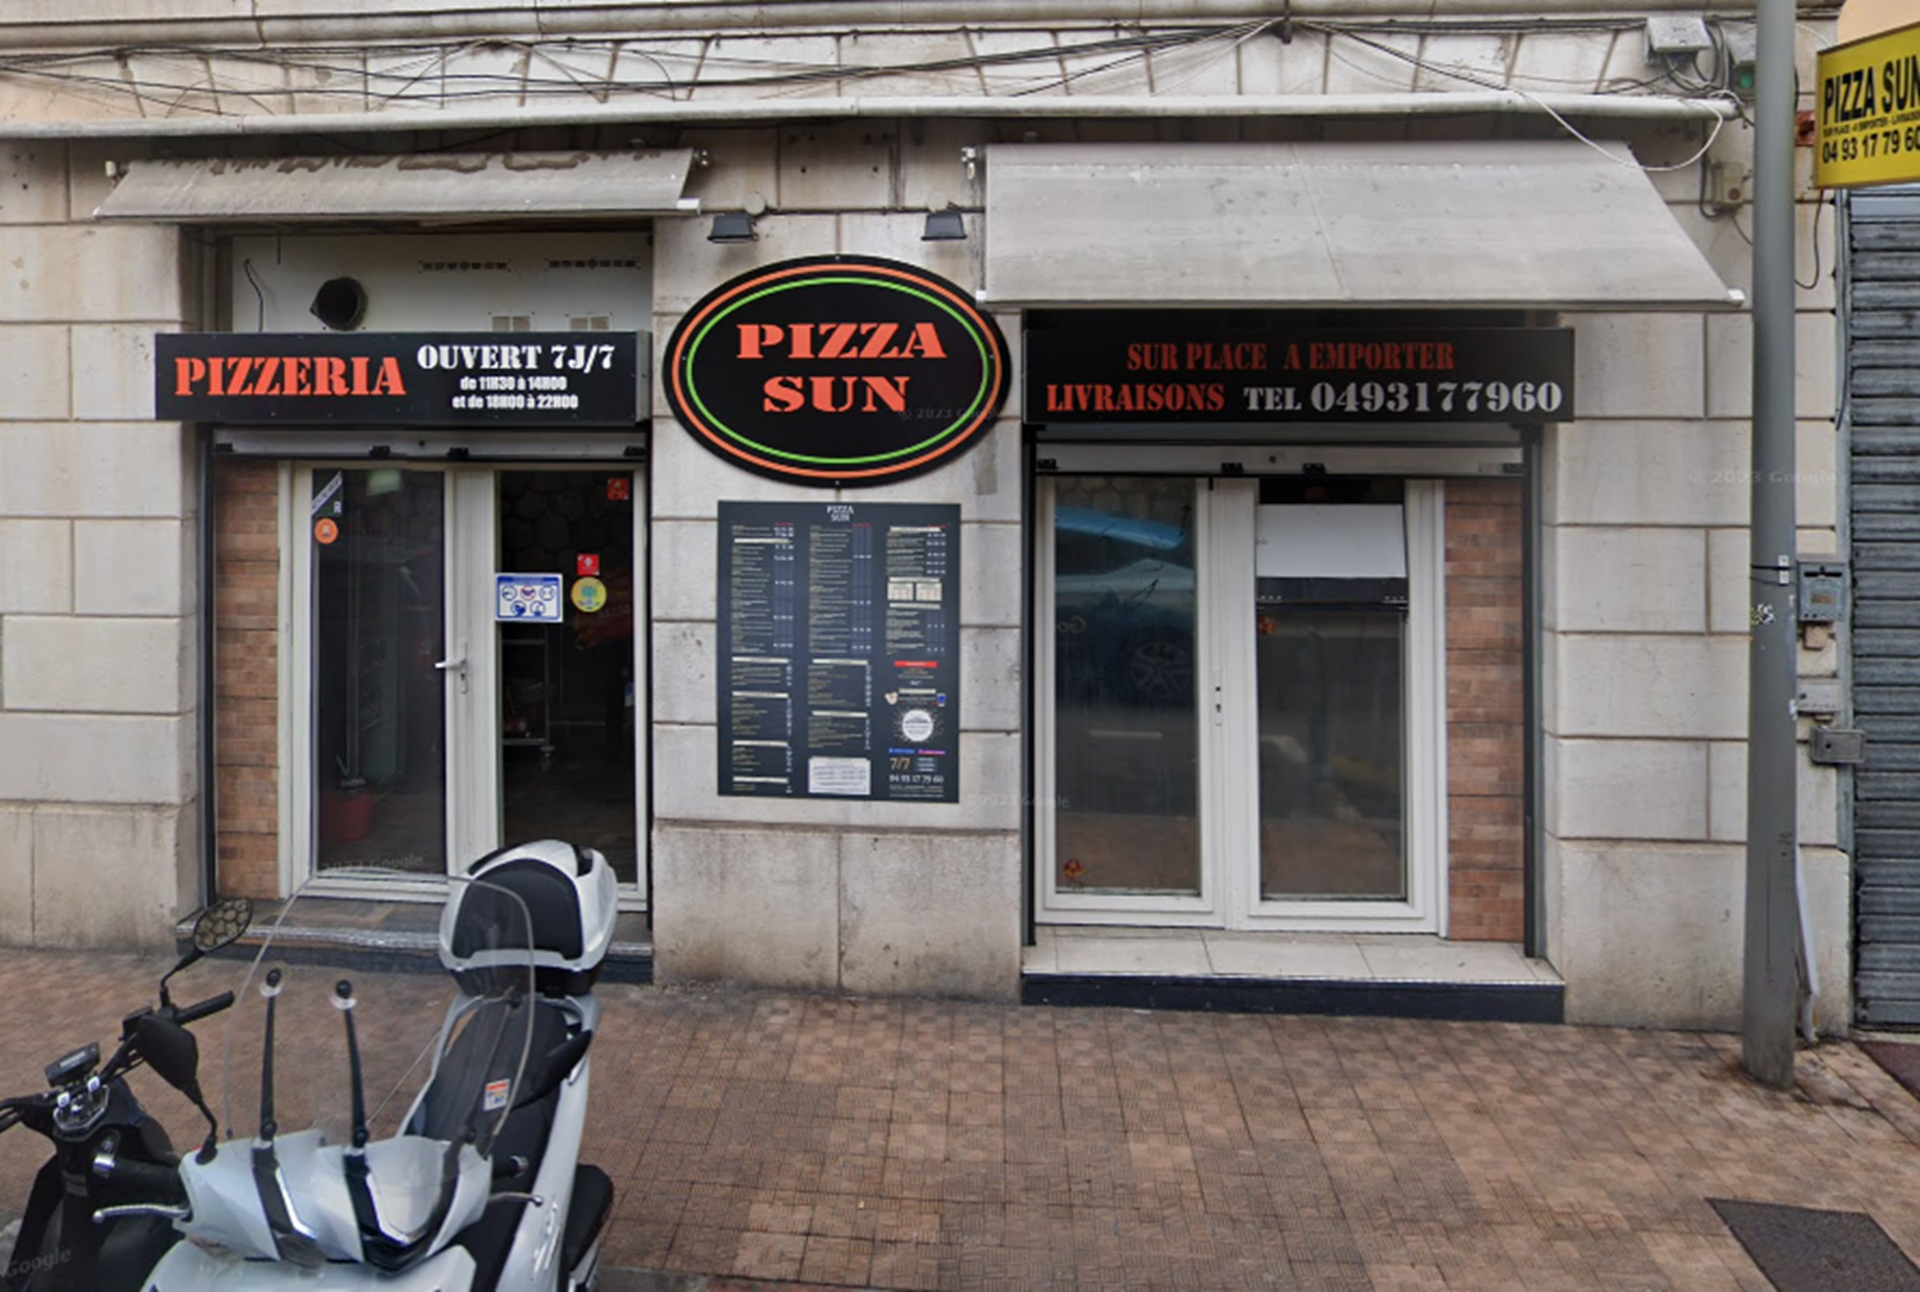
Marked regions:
[1797,559,1848,624]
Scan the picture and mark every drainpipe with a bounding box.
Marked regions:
[198,427,218,907]
[1742,0,1799,1090]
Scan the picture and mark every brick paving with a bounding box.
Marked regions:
[5,947,1920,1290]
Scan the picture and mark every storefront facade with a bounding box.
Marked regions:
[0,2,1851,1030]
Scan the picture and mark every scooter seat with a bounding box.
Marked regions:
[408,998,573,1146]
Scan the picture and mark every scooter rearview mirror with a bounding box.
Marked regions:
[162,896,254,1006]
[192,897,254,954]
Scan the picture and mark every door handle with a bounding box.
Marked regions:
[435,642,469,693]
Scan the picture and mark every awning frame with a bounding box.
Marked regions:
[93,149,702,223]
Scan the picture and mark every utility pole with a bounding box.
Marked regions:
[1743,0,1800,1090]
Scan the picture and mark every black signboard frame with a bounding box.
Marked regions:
[665,256,1010,487]
[1024,326,1575,426]
[717,500,961,803]
[155,332,642,427]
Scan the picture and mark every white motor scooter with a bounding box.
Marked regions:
[113,841,618,1292]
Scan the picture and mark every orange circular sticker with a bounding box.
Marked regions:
[314,518,340,545]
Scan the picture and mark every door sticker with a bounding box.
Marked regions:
[495,573,563,622]
[571,576,608,613]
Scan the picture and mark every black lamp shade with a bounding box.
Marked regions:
[309,276,368,331]
[708,212,757,243]
[922,209,967,241]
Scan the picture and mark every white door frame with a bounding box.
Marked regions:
[446,468,502,871]
[282,462,649,904]
[285,462,455,899]
[1034,473,1448,933]
[1214,478,1447,932]
[1035,480,1223,925]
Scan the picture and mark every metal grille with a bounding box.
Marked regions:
[1712,1200,1920,1292]
[1850,188,1920,1028]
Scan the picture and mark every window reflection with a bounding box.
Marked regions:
[1254,487,1408,901]
[1256,609,1406,900]
[1052,478,1201,897]
[312,469,446,874]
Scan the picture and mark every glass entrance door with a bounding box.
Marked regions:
[1037,475,1443,931]
[297,465,645,892]
[309,467,448,875]
[1252,484,1410,904]
[494,469,639,884]
[1049,478,1204,904]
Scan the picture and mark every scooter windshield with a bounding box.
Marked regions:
[202,868,537,1270]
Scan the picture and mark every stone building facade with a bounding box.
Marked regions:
[0,1,1850,1030]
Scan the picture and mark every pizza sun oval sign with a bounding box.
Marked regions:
[665,256,1009,486]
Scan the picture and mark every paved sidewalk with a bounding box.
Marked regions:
[5,947,1920,1290]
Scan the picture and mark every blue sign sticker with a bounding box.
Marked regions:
[495,573,564,622]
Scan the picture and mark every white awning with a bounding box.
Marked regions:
[93,150,700,223]
[984,140,1737,311]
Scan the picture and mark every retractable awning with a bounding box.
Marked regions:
[984,140,1737,311]
[93,149,700,223]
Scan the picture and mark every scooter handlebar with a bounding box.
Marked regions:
[0,1092,52,1133]
[173,990,236,1027]
[100,1157,186,1205]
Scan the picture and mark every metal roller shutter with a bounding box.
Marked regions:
[1850,187,1920,1028]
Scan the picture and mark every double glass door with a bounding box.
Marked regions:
[296,465,643,892]
[1038,475,1443,931]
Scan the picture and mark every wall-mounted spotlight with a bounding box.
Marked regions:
[922,209,966,241]
[310,276,368,331]
[708,211,757,243]
[922,190,967,242]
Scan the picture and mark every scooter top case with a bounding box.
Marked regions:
[448,839,617,997]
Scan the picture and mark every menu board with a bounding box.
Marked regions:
[718,501,961,802]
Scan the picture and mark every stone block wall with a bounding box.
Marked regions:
[0,140,199,949]
[648,143,1024,997]
[1539,95,1848,1028]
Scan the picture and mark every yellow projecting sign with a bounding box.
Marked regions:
[1816,19,1920,188]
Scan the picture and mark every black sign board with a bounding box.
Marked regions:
[1025,327,1575,424]
[717,501,961,803]
[666,257,1009,486]
[154,332,642,427]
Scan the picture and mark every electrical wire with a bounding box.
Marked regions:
[0,20,1736,107]
[0,15,1764,150]
[1720,194,1831,295]
[1307,22,1734,173]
